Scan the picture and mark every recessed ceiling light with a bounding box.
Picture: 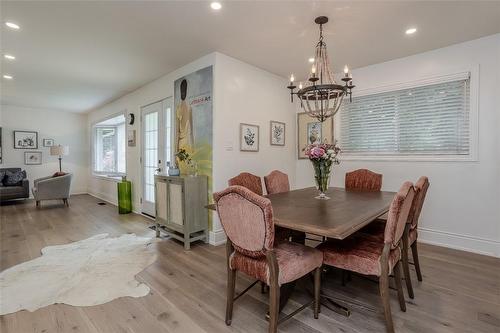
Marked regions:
[405,27,417,35]
[4,54,16,60]
[210,2,222,10]
[3,74,13,80]
[308,57,315,63]
[5,22,20,30]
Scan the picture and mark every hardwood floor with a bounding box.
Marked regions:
[1,194,499,333]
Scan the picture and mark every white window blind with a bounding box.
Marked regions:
[340,76,470,157]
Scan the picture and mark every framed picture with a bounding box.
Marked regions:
[270,121,285,146]
[14,131,38,149]
[240,123,259,152]
[24,151,42,165]
[43,138,55,147]
[297,112,334,159]
[127,129,136,147]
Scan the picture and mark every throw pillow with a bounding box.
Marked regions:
[3,170,26,186]
[53,172,67,177]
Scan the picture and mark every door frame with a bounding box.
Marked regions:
[140,97,173,217]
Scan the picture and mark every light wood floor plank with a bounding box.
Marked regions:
[1,195,499,333]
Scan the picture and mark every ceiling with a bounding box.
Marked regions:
[1,1,499,113]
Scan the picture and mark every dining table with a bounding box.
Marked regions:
[207,186,396,317]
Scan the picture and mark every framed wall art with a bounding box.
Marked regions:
[297,112,334,159]
[240,123,259,152]
[24,151,42,165]
[270,121,285,146]
[14,131,38,149]
[43,138,55,147]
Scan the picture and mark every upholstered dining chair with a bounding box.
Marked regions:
[228,172,263,195]
[214,186,323,333]
[264,170,290,195]
[361,176,429,300]
[345,169,383,191]
[318,181,415,333]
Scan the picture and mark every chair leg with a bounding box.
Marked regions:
[402,241,414,299]
[313,267,321,319]
[225,268,236,325]
[268,277,280,333]
[411,242,423,281]
[393,261,407,312]
[36,200,40,207]
[261,281,267,294]
[379,270,395,333]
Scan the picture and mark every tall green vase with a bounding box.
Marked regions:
[117,178,132,214]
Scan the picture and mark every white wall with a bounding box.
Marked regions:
[86,53,216,208]
[86,52,297,244]
[0,105,88,194]
[297,34,500,257]
[211,53,296,243]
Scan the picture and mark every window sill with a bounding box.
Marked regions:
[92,174,124,182]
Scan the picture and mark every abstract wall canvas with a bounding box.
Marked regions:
[240,123,259,152]
[174,66,213,225]
[14,131,38,149]
[270,121,285,146]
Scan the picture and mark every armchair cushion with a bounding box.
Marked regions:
[229,241,323,286]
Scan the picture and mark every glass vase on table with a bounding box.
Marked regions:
[304,141,341,200]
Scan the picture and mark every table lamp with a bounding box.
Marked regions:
[50,145,69,172]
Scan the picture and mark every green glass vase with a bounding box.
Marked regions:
[312,160,332,200]
[117,178,132,214]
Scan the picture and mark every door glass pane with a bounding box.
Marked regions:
[144,111,158,202]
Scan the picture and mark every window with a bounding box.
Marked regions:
[339,73,473,160]
[92,114,126,176]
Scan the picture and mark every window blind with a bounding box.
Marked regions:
[339,77,470,156]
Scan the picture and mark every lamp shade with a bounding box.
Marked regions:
[50,145,69,156]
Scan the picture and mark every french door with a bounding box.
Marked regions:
[141,98,173,216]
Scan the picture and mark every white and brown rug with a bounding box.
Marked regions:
[0,233,157,315]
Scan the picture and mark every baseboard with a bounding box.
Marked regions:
[418,227,500,258]
[87,191,117,206]
[209,229,226,246]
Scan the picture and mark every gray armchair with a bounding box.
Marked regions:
[32,173,73,207]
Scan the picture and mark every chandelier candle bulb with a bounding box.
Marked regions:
[299,82,303,89]
[344,65,349,77]
[290,74,295,83]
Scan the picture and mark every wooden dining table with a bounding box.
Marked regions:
[207,186,396,316]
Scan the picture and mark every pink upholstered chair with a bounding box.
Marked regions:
[345,169,383,191]
[228,172,263,195]
[318,181,415,333]
[361,176,429,300]
[264,170,290,195]
[406,176,429,283]
[214,186,323,333]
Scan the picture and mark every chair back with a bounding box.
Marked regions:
[409,176,430,230]
[345,169,382,191]
[228,172,263,195]
[264,170,290,195]
[384,181,415,249]
[214,186,274,258]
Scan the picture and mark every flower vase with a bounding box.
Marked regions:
[312,160,332,200]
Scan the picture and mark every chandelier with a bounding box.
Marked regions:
[287,16,355,122]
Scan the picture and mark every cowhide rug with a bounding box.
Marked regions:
[0,233,157,315]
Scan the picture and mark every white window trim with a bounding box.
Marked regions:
[335,66,479,162]
[91,111,127,178]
